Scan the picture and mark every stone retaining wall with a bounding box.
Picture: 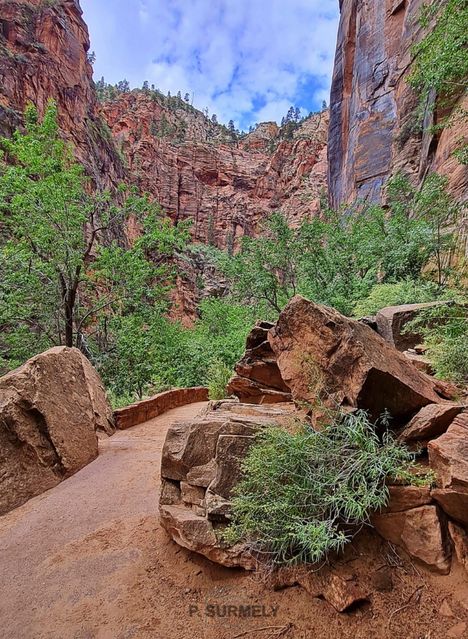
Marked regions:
[113,387,209,429]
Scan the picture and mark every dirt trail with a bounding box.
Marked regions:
[0,402,467,639]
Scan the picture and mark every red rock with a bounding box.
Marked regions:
[381,485,432,513]
[321,574,368,613]
[448,521,468,574]
[328,0,467,208]
[400,404,465,443]
[228,322,292,404]
[0,346,113,515]
[429,413,468,526]
[268,296,444,421]
[447,622,467,639]
[372,505,451,574]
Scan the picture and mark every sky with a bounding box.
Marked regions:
[81,0,339,131]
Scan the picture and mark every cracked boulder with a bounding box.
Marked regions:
[268,296,448,422]
[429,412,468,526]
[227,322,292,404]
[159,399,297,567]
[0,346,114,515]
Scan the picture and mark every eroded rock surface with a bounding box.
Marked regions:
[0,346,114,515]
[268,296,446,421]
[328,0,468,209]
[429,412,468,526]
[159,400,297,568]
[227,322,292,404]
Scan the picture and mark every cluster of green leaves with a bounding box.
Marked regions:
[224,411,425,565]
[407,300,468,385]
[410,0,468,105]
[0,102,189,377]
[220,172,461,317]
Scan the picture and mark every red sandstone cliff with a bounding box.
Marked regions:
[328,0,467,209]
[100,92,328,248]
[0,0,124,188]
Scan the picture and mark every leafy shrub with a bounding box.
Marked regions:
[224,411,425,566]
[207,357,232,400]
[409,302,468,384]
[353,279,445,317]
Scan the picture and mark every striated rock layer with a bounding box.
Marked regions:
[328,0,468,210]
[101,92,329,248]
[0,0,124,189]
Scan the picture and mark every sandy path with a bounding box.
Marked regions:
[1,401,467,639]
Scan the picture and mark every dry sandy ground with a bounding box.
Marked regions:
[0,401,467,639]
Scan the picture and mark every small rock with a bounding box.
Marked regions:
[447,622,467,638]
[400,403,464,443]
[439,599,454,617]
[321,574,368,612]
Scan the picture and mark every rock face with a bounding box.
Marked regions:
[429,412,468,526]
[159,400,297,568]
[0,0,124,189]
[227,322,292,404]
[268,296,445,421]
[101,92,329,249]
[328,0,468,211]
[0,346,114,515]
[399,403,465,443]
[372,505,451,574]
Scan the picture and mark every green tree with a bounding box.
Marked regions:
[0,102,188,371]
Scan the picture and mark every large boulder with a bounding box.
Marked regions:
[159,400,297,568]
[268,296,447,422]
[0,346,114,515]
[429,412,468,526]
[227,322,292,404]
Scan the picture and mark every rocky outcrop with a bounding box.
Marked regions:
[101,92,329,248]
[268,296,448,421]
[372,504,451,574]
[399,403,465,443]
[328,0,468,209]
[0,0,124,189]
[159,400,297,568]
[0,346,114,515]
[227,322,292,404]
[429,412,468,526]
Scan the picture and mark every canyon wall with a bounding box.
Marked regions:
[328,0,467,209]
[0,0,124,189]
[101,92,328,248]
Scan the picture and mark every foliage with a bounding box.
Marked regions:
[207,357,232,400]
[221,172,462,317]
[353,280,448,317]
[224,411,424,565]
[0,102,188,373]
[410,0,468,105]
[408,299,468,384]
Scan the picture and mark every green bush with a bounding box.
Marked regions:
[207,357,232,400]
[353,279,445,317]
[224,411,427,566]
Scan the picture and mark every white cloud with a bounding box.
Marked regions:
[82,0,339,129]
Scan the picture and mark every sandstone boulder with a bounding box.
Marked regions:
[448,521,468,574]
[159,400,297,567]
[429,413,468,526]
[372,505,451,574]
[268,296,446,422]
[376,302,448,351]
[0,346,114,515]
[400,404,465,443]
[381,485,432,513]
[227,322,292,404]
